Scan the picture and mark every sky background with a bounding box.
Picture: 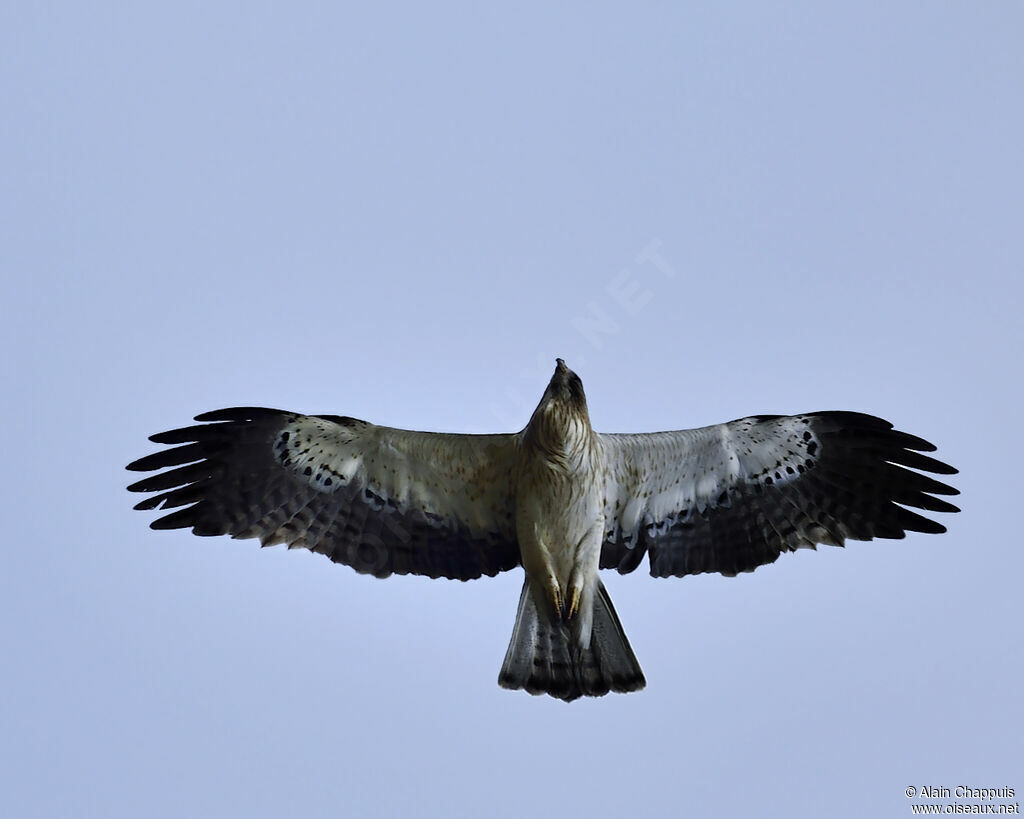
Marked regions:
[3,3,1021,817]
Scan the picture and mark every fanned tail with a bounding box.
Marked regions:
[498,579,645,701]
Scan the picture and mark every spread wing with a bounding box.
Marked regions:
[599,411,959,577]
[127,407,521,580]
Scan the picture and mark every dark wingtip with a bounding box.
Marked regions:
[193,407,284,423]
[149,507,201,530]
[897,507,950,534]
[148,428,194,444]
[126,476,151,493]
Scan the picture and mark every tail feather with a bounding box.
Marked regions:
[498,579,645,702]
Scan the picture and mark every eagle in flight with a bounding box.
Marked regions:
[127,360,958,701]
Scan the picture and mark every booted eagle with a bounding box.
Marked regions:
[127,360,958,701]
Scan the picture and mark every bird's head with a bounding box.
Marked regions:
[524,359,593,454]
[544,358,588,410]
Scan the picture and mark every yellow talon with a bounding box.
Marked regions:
[567,587,582,621]
[550,586,565,621]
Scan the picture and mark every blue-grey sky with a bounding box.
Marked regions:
[3,3,1021,817]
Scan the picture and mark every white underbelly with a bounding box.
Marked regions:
[516,467,603,587]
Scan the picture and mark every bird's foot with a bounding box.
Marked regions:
[550,586,566,622]
[567,586,582,621]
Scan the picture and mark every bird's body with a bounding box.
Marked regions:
[504,361,643,696]
[127,360,958,701]
[517,362,602,630]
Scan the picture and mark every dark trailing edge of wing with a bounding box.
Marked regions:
[127,407,520,581]
[601,411,959,579]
